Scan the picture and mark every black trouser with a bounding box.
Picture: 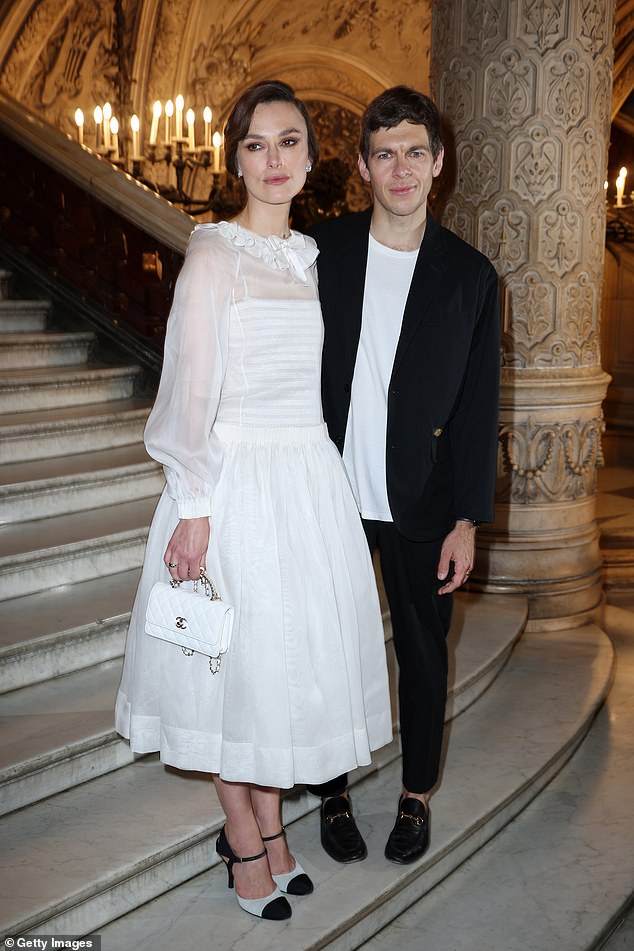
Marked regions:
[308,519,452,797]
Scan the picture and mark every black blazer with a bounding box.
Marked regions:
[312,209,500,542]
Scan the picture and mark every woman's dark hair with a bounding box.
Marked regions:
[224,80,319,178]
[359,86,443,164]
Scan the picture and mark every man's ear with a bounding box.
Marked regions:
[357,153,371,183]
[432,146,445,178]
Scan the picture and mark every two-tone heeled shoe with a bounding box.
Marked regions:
[262,827,314,895]
[216,826,292,920]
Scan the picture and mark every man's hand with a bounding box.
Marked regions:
[437,520,476,595]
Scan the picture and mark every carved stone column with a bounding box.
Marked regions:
[431,1,615,628]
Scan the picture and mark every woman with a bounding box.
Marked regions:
[115,81,392,921]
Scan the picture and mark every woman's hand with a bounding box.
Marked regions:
[164,517,210,581]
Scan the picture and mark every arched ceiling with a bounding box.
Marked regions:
[0,0,432,133]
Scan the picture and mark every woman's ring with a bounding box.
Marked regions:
[168,562,179,568]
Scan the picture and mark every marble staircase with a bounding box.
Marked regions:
[0,261,630,950]
[0,264,158,809]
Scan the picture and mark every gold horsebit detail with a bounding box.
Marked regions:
[398,811,425,826]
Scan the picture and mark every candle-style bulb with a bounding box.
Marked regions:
[75,108,84,127]
[165,99,174,117]
[131,114,140,133]
[203,106,212,124]
[103,102,112,122]
[94,106,103,124]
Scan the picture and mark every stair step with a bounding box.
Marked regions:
[359,605,634,951]
[0,593,526,811]
[0,444,164,522]
[0,399,152,462]
[0,269,11,300]
[0,299,50,332]
[0,330,95,368]
[0,569,141,693]
[598,466,634,591]
[0,622,612,940]
[0,661,135,816]
[0,364,142,413]
[0,496,157,599]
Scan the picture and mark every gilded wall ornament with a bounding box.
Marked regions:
[498,416,604,502]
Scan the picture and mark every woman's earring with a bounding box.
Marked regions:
[237,169,243,178]
[306,163,312,173]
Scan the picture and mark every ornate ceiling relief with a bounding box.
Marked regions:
[1,0,140,133]
[146,0,195,107]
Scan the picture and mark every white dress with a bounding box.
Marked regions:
[115,221,392,788]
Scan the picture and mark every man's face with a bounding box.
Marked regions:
[358,121,444,220]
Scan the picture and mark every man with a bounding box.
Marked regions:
[308,86,500,864]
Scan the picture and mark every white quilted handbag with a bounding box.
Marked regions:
[145,569,234,674]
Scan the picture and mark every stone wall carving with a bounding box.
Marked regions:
[433,0,614,371]
[498,416,604,503]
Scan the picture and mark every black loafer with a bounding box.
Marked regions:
[384,795,430,864]
[320,795,367,863]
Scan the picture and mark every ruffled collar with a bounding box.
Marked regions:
[196,220,318,284]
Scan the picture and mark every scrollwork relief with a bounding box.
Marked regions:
[503,270,556,359]
[457,128,502,205]
[545,48,589,131]
[443,201,473,243]
[461,0,506,54]
[191,17,263,111]
[564,273,600,366]
[538,199,582,277]
[577,0,608,53]
[439,58,475,128]
[1,0,120,124]
[478,199,529,277]
[510,123,561,205]
[483,48,536,130]
[569,126,603,206]
[498,415,604,502]
[520,0,567,52]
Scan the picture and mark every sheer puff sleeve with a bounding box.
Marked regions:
[144,226,234,519]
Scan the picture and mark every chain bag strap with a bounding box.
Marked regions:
[145,568,234,674]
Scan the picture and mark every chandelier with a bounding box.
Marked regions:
[73,96,243,217]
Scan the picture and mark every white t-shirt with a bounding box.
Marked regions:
[342,234,419,521]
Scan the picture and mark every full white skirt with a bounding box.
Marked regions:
[115,422,392,788]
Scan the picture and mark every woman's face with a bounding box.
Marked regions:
[237,100,311,209]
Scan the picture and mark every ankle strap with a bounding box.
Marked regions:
[234,847,267,864]
[261,826,286,843]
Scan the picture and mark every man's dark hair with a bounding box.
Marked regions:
[224,80,319,178]
[359,86,443,164]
